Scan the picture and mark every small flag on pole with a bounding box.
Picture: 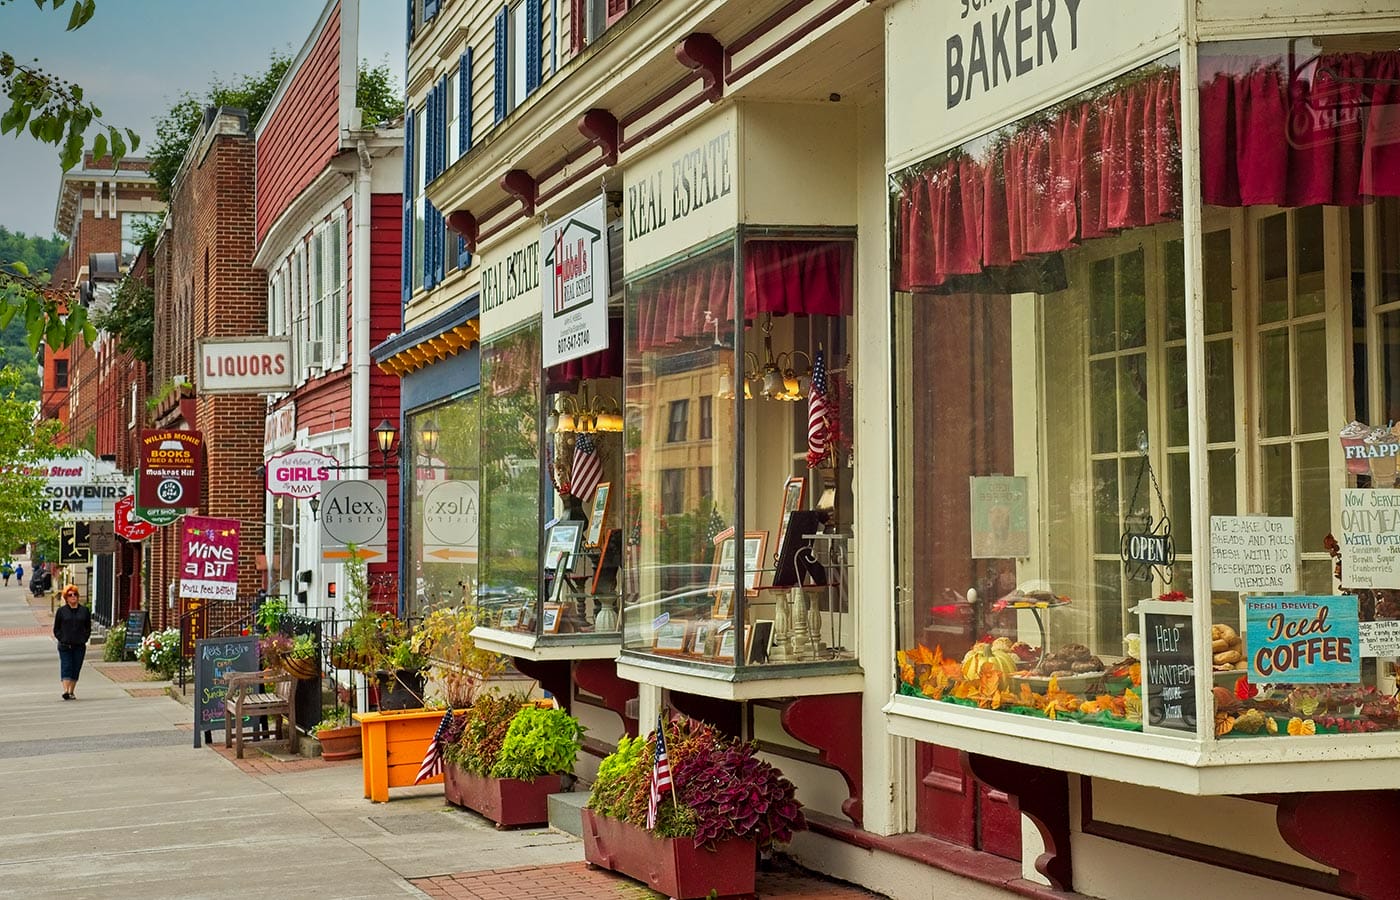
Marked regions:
[645,712,674,830]
[570,432,602,501]
[414,709,454,784]
[805,348,831,468]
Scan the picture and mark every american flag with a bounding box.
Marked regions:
[806,348,831,468]
[645,712,674,830]
[414,709,454,784]
[570,432,602,501]
[704,505,726,545]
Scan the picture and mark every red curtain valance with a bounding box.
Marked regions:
[894,68,1181,294]
[1201,50,1400,207]
[634,240,853,352]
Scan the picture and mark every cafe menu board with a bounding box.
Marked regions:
[1137,600,1197,735]
[192,636,258,748]
[1210,515,1298,593]
[1339,489,1400,589]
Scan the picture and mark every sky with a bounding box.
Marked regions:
[0,0,404,239]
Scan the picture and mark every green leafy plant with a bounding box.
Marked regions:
[289,632,316,660]
[254,597,287,634]
[314,705,353,733]
[490,707,584,780]
[258,633,292,668]
[444,692,529,776]
[410,605,507,707]
[385,636,428,672]
[103,623,126,661]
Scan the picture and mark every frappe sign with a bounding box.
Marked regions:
[541,196,610,367]
[264,449,339,498]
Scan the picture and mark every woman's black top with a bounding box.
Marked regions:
[53,603,92,648]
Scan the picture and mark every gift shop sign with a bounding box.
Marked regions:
[137,429,203,511]
[1339,488,1400,589]
[179,516,241,601]
[623,107,736,275]
[480,224,541,341]
[319,479,388,561]
[264,449,339,499]
[197,337,293,394]
[1246,595,1359,684]
[542,195,610,367]
[887,0,1180,164]
[114,495,157,541]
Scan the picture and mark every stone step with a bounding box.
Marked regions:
[547,789,588,837]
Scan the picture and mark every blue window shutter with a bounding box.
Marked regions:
[493,6,509,123]
[459,50,473,154]
[423,85,437,290]
[425,0,439,22]
[525,0,541,96]
[406,0,415,41]
[401,103,414,304]
[434,76,448,284]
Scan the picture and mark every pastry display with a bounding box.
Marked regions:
[1210,623,1246,671]
[1028,642,1104,678]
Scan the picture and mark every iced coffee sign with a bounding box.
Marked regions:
[1340,488,1400,589]
[1210,516,1297,592]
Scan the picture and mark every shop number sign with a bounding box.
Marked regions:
[1246,595,1359,684]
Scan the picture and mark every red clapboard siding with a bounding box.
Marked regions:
[256,3,342,245]
[292,370,351,437]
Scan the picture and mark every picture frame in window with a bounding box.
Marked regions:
[689,619,716,657]
[653,618,688,653]
[712,589,733,620]
[497,605,522,629]
[747,619,775,665]
[542,603,564,634]
[590,528,622,595]
[773,476,805,562]
[709,532,769,593]
[585,482,611,548]
[772,510,826,588]
[544,521,583,572]
[714,624,738,662]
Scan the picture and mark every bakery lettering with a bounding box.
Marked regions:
[946,0,1084,110]
[1252,602,1353,678]
[626,131,733,242]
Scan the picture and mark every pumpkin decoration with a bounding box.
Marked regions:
[960,640,1019,682]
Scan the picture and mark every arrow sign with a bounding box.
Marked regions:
[427,548,476,561]
[114,495,158,541]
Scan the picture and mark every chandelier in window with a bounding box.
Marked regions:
[548,382,623,434]
[716,313,811,401]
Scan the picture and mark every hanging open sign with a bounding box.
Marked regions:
[1121,518,1176,583]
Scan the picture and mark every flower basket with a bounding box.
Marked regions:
[581,808,757,899]
[442,761,560,827]
[315,724,362,761]
[282,656,319,681]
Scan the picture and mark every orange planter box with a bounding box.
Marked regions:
[353,708,457,802]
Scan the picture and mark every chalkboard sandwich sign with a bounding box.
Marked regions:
[192,636,259,748]
[1136,599,1197,736]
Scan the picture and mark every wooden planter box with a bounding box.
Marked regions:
[353,708,450,802]
[442,761,561,827]
[315,725,362,761]
[580,807,757,899]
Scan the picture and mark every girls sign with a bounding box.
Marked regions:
[179,516,241,601]
[1246,595,1359,683]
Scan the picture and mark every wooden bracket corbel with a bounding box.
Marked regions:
[577,109,620,167]
[675,33,725,103]
[500,169,538,217]
[445,210,478,253]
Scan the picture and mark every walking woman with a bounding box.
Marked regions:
[53,585,91,700]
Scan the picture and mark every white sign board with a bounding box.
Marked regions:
[480,224,542,341]
[320,479,388,561]
[264,403,296,456]
[264,448,339,498]
[622,107,737,275]
[36,453,130,522]
[1210,515,1298,593]
[542,195,610,367]
[1340,489,1400,589]
[1360,619,1400,657]
[422,480,479,562]
[197,338,293,394]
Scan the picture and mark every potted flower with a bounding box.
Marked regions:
[258,633,293,670]
[136,627,181,680]
[313,706,362,761]
[583,715,806,899]
[282,632,319,681]
[410,605,508,709]
[442,693,583,827]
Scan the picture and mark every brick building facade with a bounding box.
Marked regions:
[148,109,265,631]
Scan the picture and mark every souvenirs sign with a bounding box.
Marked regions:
[1246,595,1359,684]
[1339,488,1400,589]
[1210,515,1298,592]
[178,516,240,601]
[137,429,203,511]
[541,195,610,367]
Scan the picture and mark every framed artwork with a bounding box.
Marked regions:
[709,532,769,594]
[712,589,734,619]
[497,605,522,629]
[689,619,716,657]
[714,625,738,661]
[590,528,622,594]
[747,619,775,664]
[585,482,612,548]
[773,476,806,562]
[544,521,583,572]
[654,618,688,653]
[542,603,564,634]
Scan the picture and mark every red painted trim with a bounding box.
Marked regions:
[571,658,638,737]
[962,754,1069,890]
[616,75,693,150]
[1079,779,1347,897]
[726,0,812,57]
[725,0,862,84]
[619,92,709,152]
[1277,791,1400,899]
[779,694,863,826]
[536,157,605,206]
[805,812,1078,900]
[674,33,724,104]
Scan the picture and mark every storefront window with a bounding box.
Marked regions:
[1198,35,1400,740]
[477,325,543,626]
[405,393,480,619]
[893,58,1184,732]
[622,236,856,671]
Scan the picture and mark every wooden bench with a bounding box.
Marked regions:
[222,669,297,759]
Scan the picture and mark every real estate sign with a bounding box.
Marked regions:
[541,195,610,367]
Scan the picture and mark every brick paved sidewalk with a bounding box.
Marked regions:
[411,861,889,900]
[91,661,168,683]
[205,739,359,776]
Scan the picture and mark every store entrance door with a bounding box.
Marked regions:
[915,742,1021,860]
